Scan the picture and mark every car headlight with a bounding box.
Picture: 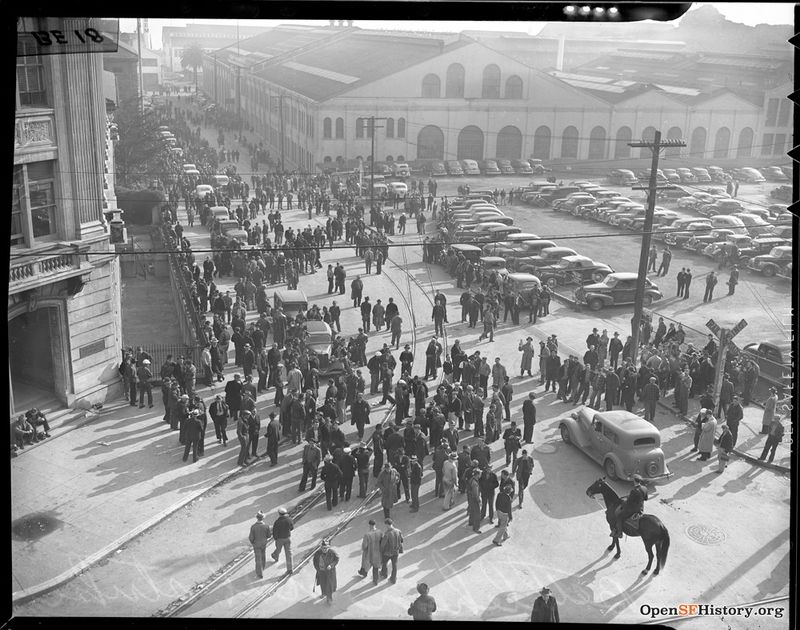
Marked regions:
[647,461,659,477]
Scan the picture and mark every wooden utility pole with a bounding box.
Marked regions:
[707,317,748,401]
[628,131,686,358]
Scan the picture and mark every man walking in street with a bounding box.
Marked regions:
[409,454,423,511]
[513,449,534,508]
[657,246,672,277]
[727,265,739,296]
[358,519,383,585]
[321,454,342,510]
[703,271,718,303]
[248,511,271,579]
[380,518,404,584]
[271,507,294,575]
[299,437,322,491]
[492,485,513,546]
[647,244,658,273]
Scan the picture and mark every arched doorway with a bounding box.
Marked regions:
[587,126,606,160]
[737,127,754,158]
[8,305,66,412]
[714,127,731,158]
[532,126,551,160]
[690,127,707,159]
[640,126,657,158]
[614,126,632,158]
[457,126,484,160]
[496,125,522,159]
[417,125,444,160]
[560,126,579,159]
[665,126,683,158]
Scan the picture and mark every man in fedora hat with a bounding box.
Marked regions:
[248,511,271,579]
[137,359,153,408]
[359,519,383,584]
[409,454,423,511]
[531,586,559,622]
[641,376,660,424]
[183,409,203,463]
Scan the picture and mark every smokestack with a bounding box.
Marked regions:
[556,35,566,72]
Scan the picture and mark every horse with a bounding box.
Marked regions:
[586,477,670,576]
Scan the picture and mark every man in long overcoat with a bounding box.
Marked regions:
[377,462,400,519]
[358,519,383,584]
[466,468,482,532]
[265,412,281,466]
[518,337,535,377]
[313,540,339,604]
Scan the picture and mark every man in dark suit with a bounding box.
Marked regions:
[183,410,203,463]
[522,393,537,444]
[531,587,559,622]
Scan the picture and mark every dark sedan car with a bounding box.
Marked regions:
[537,255,614,288]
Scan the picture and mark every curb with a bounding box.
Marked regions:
[657,399,791,474]
[12,451,268,605]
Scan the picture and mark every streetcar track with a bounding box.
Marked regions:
[155,233,442,618]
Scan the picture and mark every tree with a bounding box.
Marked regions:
[113,105,169,188]
[180,43,205,95]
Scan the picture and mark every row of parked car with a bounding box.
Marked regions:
[429,158,548,177]
[608,164,790,187]
[518,179,793,282]
[441,192,661,311]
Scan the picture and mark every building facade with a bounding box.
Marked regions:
[12,17,124,415]
[202,24,790,172]
[162,24,267,73]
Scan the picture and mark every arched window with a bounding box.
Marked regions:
[445,63,465,98]
[614,126,632,158]
[690,127,707,158]
[421,74,441,98]
[335,155,344,164]
[457,126,484,160]
[397,155,405,161]
[356,117,364,139]
[356,155,363,161]
[323,156,332,163]
[665,126,682,158]
[386,118,395,138]
[640,126,657,158]
[323,117,332,139]
[482,64,501,99]
[397,118,406,138]
[587,126,606,160]
[504,75,523,99]
[496,126,522,160]
[560,126,579,159]
[335,117,344,139]
[737,127,754,158]
[386,155,394,163]
[713,127,731,158]
[417,125,445,160]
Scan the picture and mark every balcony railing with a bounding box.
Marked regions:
[9,247,90,294]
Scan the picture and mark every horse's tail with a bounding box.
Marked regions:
[657,523,670,571]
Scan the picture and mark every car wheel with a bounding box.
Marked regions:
[546,276,558,288]
[604,459,617,480]
[560,425,572,444]
[763,265,777,277]
[589,298,604,311]
[643,295,654,307]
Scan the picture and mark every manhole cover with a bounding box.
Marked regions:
[685,523,727,545]
[12,512,63,541]
[535,443,557,454]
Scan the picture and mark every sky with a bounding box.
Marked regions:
[120,3,794,50]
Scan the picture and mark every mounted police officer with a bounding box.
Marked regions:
[614,474,648,538]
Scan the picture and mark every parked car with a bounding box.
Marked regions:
[532,186,582,207]
[691,167,712,183]
[553,193,596,213]
[685,228,736,254]
[480,159,501,176]
[511,159,534,175]
[528,158,549,174]
[445,160,464,176]
[449,243,483,262]
[661,169,682,184]
[460,159,481,176]
[740,340,793,393]
[732,167,766,183]
[574,272,662,311]
[608,169,638,186]
[304,320,345,379]
[710,215,748,235]
[625,210,681,232]
[496,159,516,175]
[770,185,792,202]
[697,198,743,217]
[456,222,514,243]
[515,246,579,272]
[537,255,614,288]
[769,225,793,240]
[505,240,558,261]
[637,168,668,185]
[481,233,541,257]
[656,184,692,201]
[605,203,645,226]
[389,181,409,195]
[665,221,714,247]
[706,165,728,183]
[759,166,789,181]
[477,256,510,279]
[747,246,793,277]
[722,235,789,266]
[676,168,697,183]
[732,213,773,236]
[559,408,671,481]
[429,161,447,177]
[776,262,792,282]
[702,234,752,262]
[653,217,710,242]
[392,162,411,178]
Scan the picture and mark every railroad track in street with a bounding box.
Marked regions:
[154,241,443,618]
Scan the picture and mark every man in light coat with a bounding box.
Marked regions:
[377,462,400,519]
[358,519,383,585]
[441,451,459,510]
[697,412,718,461]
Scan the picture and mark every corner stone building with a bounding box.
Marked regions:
[11,18,123,415]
